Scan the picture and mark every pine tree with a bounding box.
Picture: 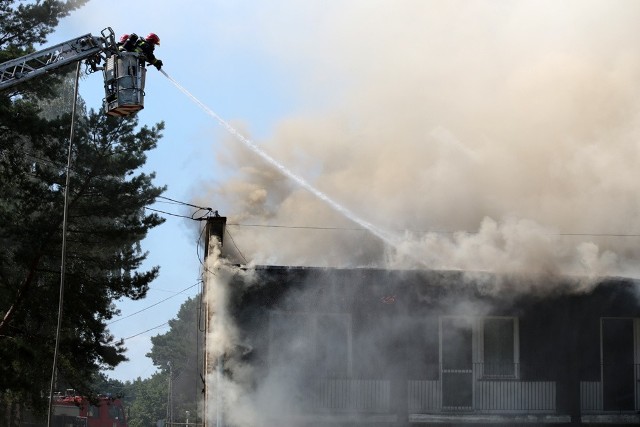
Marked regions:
[0,0,167,421]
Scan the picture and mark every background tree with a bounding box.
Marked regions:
[89,297,204,427]
[123,373,170,427]
[0,0,89,99]
[0,0,167,422]
[91,373,128,399]
[147,296,204,426]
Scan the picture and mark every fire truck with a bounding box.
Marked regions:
[50,391,128,427]
[0,27,147,117]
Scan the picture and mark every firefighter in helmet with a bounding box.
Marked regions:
[121,32,163,70]
[117,33,130,50]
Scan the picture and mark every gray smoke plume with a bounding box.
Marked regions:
[194,0,640,286]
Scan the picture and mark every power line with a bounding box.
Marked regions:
[196,222,220,279]
[196,223,207,267]
[123,322,169,341]
[24,150,212,221]
[157,195,212,211]
[144,206,197,220]
[224,228,248,264]
[108,281,202,325]
[145,206,216,222]
[152,196,215,221]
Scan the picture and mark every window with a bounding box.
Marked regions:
[269,312,352,377]
[440,317,474,408]
[601,318,635,411]
[482,317,518,378]
[316,314,350,376]
[269,312,313,370]
[88,405,100,418]
[53,406,80,417]
[108,404,120,419]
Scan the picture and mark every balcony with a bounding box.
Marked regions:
[263,378,397,425]
[408,363,569,424]
[580,364,640,425]
[262,363,640,425]
[309,378,391,414]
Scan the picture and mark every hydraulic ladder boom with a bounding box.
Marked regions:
[0,28,117,91]
[1,27,146,117]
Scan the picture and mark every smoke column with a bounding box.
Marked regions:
[161,70,398,249]
[192,0,640,283]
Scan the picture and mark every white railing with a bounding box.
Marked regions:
[475,380,556,412]
[408,363,557,414]
[307,379,391,413]
[408,379,556,413]
[408,380,441,412]
[581,381,603,412]
[581,364,640,413]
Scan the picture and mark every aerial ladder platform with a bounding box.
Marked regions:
[0,27,147,117]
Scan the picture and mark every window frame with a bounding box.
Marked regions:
[599,316,638,412]
[478,316,520,380]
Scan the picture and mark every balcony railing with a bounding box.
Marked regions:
[581,363,640,413]
[308,378,391,413]
[409,363,557,414]
[266,377,392,415]
[265,363,639,419]
[262,378,397,424]
[278,364,557,415]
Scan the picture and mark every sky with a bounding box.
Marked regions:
[48,0,640,382]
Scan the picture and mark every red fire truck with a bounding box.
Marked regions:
[51,392,128,427]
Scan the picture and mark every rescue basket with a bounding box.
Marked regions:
[102,52,145,117]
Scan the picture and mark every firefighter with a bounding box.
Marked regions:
[121,33,163,70]
[116,34,130,51]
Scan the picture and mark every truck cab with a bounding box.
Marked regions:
[53,393,128,427]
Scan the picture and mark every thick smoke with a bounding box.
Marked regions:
[196,0,640,282]
[203,242,255,426]
[199,3,640,425]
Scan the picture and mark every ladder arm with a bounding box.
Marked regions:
[0,29,117,92]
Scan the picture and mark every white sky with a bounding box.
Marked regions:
[48,0,640,382]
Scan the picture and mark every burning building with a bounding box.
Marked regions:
[195,3,640,425]
[201,216,640,427]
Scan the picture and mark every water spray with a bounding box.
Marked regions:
[160,69,399,248]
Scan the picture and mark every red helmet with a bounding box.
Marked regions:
[145,33,160,45]
[119,34,130,43]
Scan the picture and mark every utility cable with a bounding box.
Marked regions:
[108,281,201,325]
[23,150,212,221]
[48,62,81,427]
[224,228,248,264]
[145,206,214,221]
[123,322,169,341]
[157,195,213,211]
[144,206,197,220]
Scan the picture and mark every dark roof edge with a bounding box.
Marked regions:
[231,264,640,284]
